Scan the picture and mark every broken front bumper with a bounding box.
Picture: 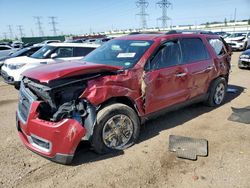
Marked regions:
[16,101,86,164]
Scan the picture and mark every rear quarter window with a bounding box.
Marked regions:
[207,38,226,56]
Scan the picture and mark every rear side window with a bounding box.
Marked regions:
[74,47,95,57]
[208,38,226,56]
[180,38,209,64]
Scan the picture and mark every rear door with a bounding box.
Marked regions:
[179,37,213,98]
[144,39,189,114]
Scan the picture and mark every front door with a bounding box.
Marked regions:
[144,40,189,114]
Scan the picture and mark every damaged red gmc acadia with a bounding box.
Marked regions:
[17,31,231,164]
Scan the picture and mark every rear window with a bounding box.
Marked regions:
[180,38,210,63]
[74,47,95,57]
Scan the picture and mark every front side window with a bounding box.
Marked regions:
[180,38,209,63]
[54,47,73,58]
[208,38,226,56]
[31,45,56,59]
[84,39,153,68]
[150,40,181,70]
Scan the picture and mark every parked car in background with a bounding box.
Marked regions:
[33,40,61,46]
[11,41,23,48]
[214,31,230,38]
[238,47,250,69]
[16,31,231,164]
[0,45,18,58]
[224,32,250,51]
[0,46,42,70]
[1,43,100,88]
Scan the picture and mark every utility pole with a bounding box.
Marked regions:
[136,0,149,29]
[156,0,172,28]
[31,29,34,37]
[34,16,44,36]
[48,16,58,36]
[17,25,25,38]
[7,25,14,39]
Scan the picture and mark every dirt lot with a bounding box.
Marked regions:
[0,52,250,188]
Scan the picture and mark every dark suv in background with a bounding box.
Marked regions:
[16,31,231,164]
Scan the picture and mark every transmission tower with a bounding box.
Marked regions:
[3,32,7,40]
[7,25,14,39]
[48,16,58,36]
[34,16,44,36]
[17,25,25,38]
[136,0,149,29]
[156,0,172,28]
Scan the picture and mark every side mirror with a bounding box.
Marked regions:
[50,53,58,59]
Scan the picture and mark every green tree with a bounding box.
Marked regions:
[248,19,250,25]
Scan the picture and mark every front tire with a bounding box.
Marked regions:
[91,103,140,154]
[206,77,227,107]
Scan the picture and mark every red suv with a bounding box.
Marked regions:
[16,31,231,164]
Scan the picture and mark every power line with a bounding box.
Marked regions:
[7,25,14,39]
[48,16,59,36]
[136,0,149,29]
[34,16,44,36]
[17,25,25,38]
[156,0,172,28]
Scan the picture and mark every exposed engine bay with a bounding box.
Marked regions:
[22,73,104,139]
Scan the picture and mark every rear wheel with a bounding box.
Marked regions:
[91,103,140,154]
[206,77,227,107]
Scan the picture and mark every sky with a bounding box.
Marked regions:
[0,0,249,39]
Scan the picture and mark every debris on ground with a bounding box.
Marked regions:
[169,135,208,160]
[228,106,250,124]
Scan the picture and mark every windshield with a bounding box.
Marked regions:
[31,45,55,59]
[229,33,246,38]
[83,39,153,68]
[10,47,30,57]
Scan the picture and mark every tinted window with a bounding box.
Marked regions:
[151,40,181,70]
[74,47,95,57]
[180,38,209,63]
[208,38,226,56]
[54,47,73,58]
[0,46,11,50]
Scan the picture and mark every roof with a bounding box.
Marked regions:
[117,31,217,41]
[47,42,101,48]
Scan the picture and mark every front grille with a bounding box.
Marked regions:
[17,83,35,123]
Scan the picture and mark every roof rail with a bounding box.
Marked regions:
[166,30,215,35]
[129,31,161,35]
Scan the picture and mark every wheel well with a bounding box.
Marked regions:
[99,97,140,117]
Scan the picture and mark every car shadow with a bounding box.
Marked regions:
[71,84,244,166]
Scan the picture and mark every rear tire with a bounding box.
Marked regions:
[205,77,227,107]
[91,103,140,154]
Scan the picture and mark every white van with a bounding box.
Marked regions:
[1,43,100,88]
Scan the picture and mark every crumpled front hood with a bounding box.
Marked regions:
[22,60,122,83]
[225,36,245,42]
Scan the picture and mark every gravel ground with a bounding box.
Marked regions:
[0,52,250,188]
